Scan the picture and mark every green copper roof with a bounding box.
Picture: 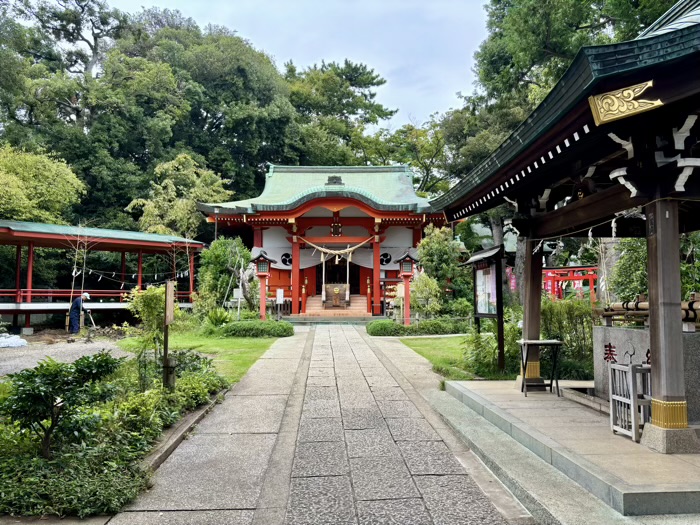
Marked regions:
[430,7,700,214]
[200,165,433,214]
[637,0,700,39]
[0,220,203,248]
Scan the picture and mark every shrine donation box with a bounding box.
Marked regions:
[325,284,347,308]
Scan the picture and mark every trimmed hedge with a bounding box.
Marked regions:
[220,320,294,338]
[366,319,470,336]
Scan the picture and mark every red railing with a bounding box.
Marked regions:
[0,288,193,303]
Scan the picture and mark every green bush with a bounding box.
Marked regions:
[367,318,471,336]
[409,319,452,335]
[366,320,407,336]
[0,351,228,518]
[220,320,294,338]
[206,307,234,327]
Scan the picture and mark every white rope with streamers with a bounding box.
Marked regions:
[299,236,374,256]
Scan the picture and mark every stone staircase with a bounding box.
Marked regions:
[299,294,372,317]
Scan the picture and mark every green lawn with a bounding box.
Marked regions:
[399,336,476,381]
[118,333,276,382]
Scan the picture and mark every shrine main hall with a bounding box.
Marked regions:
[199,165,444,316]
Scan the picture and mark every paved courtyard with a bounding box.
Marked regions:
[111,325,522,525]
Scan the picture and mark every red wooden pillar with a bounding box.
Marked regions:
[403,275,411,326]
[413,227,422,248]
[137,250,143,290]
[259,274,268,320]
[25,241,34,328]
[189,252,195,301]
[291,240,300,314]
[14,245,21,327]
[15,245,22,302]
[121,252,127,281]
[253,227,263,247]
[373,240,381,315]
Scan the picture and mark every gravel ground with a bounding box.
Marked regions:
[0,334,128,376]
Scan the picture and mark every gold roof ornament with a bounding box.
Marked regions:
[588,80,663,126]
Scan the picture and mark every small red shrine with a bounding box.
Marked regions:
[199,165,444,316]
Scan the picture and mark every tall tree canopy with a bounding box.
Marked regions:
[0,144,85,223]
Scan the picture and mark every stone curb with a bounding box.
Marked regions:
[142,389,228,472]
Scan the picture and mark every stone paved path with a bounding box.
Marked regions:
[110,325,517,525]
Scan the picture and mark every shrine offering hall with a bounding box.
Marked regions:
[198,166,444,316]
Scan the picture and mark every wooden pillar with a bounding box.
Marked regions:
[15,245,22,302]
[522,238,543,379]
[137,250,143,291]
[14,245,21,326]
[646,199,688,429]
[413,227,422,248]
[291,240,300,314]
[25,241,34,328]
[253,227,263,247]
[373,239,381,315]
[121,252,127,282]
[259,274,267,320]
[189,252,195,301]
[403,275,411,326]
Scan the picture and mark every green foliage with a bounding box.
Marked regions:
[366,320,406,336]
[0,144,85,223]
[219,320,294,338]
[126,154,232,238]
[541,299,594,362]
[206,307,234,328]
[474,0,674,101]
[448,297,473,319]
[418,225,462,293]
[197,237,251,313]
[0,349,227,517]
[0,352,122,459]
[366,318,470,337]
[609,239,648,300]
[462,308,522,377]
[410,273,444,317]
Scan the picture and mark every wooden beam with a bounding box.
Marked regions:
[518,185,647,238]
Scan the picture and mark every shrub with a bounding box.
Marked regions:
[367,318,471,336]
[409,319,452,335]
[220,320,294,338]
[366,320,407,336]
[206,307,234,327]
[448,297,473,319]
[73,351,123,384]
[0,351,229,518]
[2,359,88,459]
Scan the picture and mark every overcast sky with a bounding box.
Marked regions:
[109,0,488,128]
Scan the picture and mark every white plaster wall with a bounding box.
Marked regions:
[305,225,368,237]
[263,227,291,248]
[384,226,413,247]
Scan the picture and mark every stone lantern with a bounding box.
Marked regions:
[251,251,276,321]
[396,252,418,326]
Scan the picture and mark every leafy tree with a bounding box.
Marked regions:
[0,144,85,223]
[410,273,443,317]
[474,0,674,101]
[14,0,129,77]
[285,59,396,165]
[126,154,231,238]
[197,237,251,311]
[417,224,463,295]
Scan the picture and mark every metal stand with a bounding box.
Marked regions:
[519,339,563,397]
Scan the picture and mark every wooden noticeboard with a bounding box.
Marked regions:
[165,280,176,326]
